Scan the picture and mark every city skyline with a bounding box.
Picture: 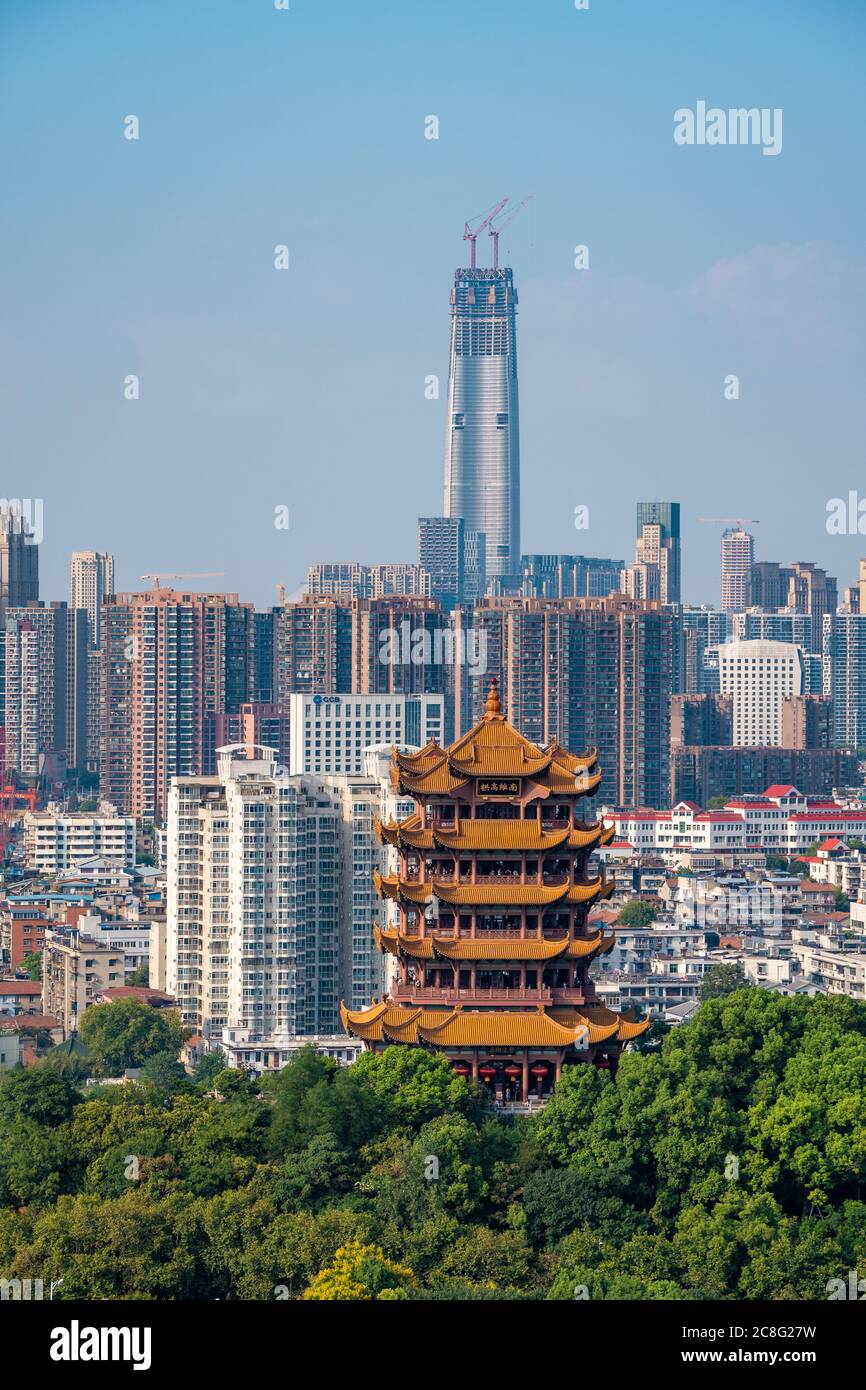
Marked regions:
[3,0,866,608]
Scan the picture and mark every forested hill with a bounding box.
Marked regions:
[1,989,865,1300]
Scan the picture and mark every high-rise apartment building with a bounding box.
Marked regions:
[458,595,673,808]
[671,694,733,748]
[3,602,87,777]
[681,607,729,694]
[519,554,623,600]
[443,265,520,583]
[785,563,837,653]
[418,516,487,611]
[273,595,354,705]
[165,745,385,1040]
[69,551,114,649]
[721,528,755,612]
[750,561,792,611]
[823,613,866,748]
[306,563,432,600]
[781,695,831,750]
[100,587,253,821]
[718,639,804,746]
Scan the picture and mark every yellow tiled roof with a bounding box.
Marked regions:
[432,822,570,851]
[416,1010,585,1047]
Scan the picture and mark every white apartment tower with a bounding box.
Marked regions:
[69,551,114,649]
[718,639,804,746]
[720,528,755,612]
[166,745,384,1041]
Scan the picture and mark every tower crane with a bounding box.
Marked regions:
[488,195,533,269]
[139,572,225,590]
[463,198,509,270]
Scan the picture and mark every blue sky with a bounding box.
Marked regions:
[3,0,865,606]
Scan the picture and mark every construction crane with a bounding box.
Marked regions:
[488,195,533,270]
[697,517,760,527]
[463,198,509,270]
[139,572,224,589]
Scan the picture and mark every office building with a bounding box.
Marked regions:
[717,639,804,746]
[443,263,521,583]
[288,692,444,775]
[0,504,39,611]
[629,502,681,604]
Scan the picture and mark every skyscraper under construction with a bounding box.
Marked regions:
[443,211,521,586]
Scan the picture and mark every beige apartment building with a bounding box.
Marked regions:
[42,929,125,1038]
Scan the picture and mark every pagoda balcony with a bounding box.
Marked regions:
[391,984,587,1006]
[400,872,572,886]
[392,983,554,1005]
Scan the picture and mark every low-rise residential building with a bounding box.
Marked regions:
[217,1027,362,1074]
[791,940,866,1001]
[596,967,702,1018]
[23,805,136,873]
[0,978,42,1015]
[593,924,706,976]
[0,905,48,970]
[612,788,866,857]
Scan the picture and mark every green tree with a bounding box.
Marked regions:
[616,899,656,927]
[0,1069,81,1127]
[301,1240,415,1301]
[699,962,749,1001]
[20,951,42,982]
[140,1050,188,1095]
[78,998,188,1076]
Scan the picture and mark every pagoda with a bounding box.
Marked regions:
[341,680,649,1100]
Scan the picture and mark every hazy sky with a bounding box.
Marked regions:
[3,0,865,608]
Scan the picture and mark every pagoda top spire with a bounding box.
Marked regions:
[483,678,504,721]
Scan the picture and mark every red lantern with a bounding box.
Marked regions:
[479,1065,496,1078]
[530,1065,547,1076]
[452,1063,470,1075]
[504,1065,521,1078]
